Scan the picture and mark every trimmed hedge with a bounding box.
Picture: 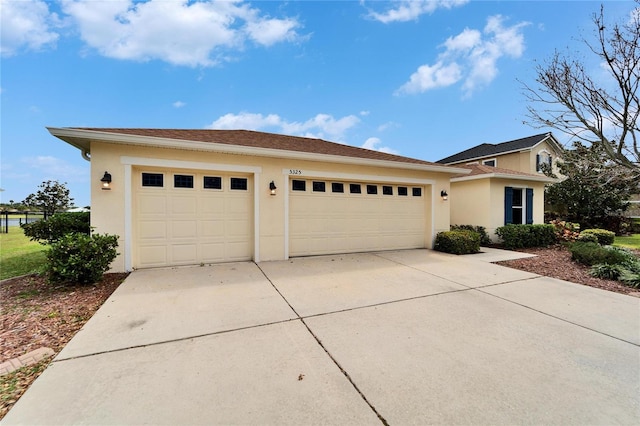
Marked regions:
[451,224,492,246]
[22,211,90,245]
[495,224,556,249]
[434,230,480,255]
[580,229,615,245]
[568,242,631,266]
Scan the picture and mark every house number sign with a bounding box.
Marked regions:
[288,169,303,175]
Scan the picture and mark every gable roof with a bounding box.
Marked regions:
[436,133,562,165]
[47,127,470,174]
[450,164,557,183]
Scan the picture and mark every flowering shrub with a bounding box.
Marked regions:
[550,219,580,242]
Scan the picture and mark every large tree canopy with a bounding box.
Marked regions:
[545,141,637,230]
[522,2,640,177]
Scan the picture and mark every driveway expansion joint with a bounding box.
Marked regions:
[254,262,390,426]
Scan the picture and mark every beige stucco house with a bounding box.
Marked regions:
[448,164,556,241]
[437,133,561,241]
[436,133,564,176]
[48,127,470,272]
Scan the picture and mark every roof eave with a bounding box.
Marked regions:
[48,127,471,175]
[451,173,558,183]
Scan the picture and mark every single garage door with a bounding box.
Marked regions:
[133,168,253,268]
[290,179,427,257]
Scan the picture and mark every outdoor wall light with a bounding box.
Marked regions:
[101,171,112,190]
[269,180,277,196]
[440,190,448,200]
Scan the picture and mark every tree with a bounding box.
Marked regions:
[544,141,637,231]
[22,180,74,218]
[522,2,640,178]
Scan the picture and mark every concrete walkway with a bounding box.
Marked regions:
[3,249,639,425]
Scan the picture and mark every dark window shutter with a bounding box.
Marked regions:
[536,154,540,171]
[504,187,513,225]
[526,188,534,224]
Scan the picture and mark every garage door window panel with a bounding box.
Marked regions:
[313,181,326,192]
[412,188,422,196]
[350,184,362,194]
[367,185,378,195]
[292,180,306,191]
[142,173,164,187]
[383,185,393,195]
[398,186,408,196]
[174,174,194,188]
[203,176,222,190]
[230,177,248,191]
[332,182,344,193]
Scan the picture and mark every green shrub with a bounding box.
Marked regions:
[576,233,599,243]
[589,263,626,280]
[619,270,640,288]
[46,233,118,284]
[434,230,480,255]
[21,212,90,245]
[568,242,631,266]
[495,224,556,249]
[451,225,492,246]
[580,229,615,245]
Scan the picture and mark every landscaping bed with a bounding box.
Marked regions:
[1,272,128,419]
[496,245,640,296]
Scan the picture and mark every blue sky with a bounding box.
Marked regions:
[1,0,637,207]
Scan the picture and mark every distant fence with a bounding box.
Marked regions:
[0,211,45,233]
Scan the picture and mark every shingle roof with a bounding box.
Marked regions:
[71,128,441,167]
[436,133,553,164]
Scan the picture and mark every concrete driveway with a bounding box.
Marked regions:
[4,249,639,425]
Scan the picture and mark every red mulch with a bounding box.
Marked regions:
[495,245,639,296]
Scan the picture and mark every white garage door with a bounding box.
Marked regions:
[290,179,427,257]
[133,169,252,268]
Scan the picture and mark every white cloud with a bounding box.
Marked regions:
[396,15,529,96]
[173,101,186,108]
[1,0,60,57]
[367,0,469,24]
[207,112,360,141]
[60,0,302,67]
[396,61,462,94]
[361,137,399,154]
[245,16,300,46]
[377,121,399,132]
[21,156,88,182]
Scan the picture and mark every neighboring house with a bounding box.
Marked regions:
[436,132,564,176]
[449,164,557,241]
[48,127,469,272]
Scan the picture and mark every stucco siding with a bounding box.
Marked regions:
[90,142,451,271]
[450,179,491,231]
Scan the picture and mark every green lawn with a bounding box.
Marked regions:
[613,234,640,250]
[0,227,47,280]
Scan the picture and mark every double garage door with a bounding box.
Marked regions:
[133,168,253,268]
[289,179,427,257]
[132,168,429,268]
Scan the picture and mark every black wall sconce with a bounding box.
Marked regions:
[101,171,112,190]
[269,180,277,196]
[440,190,448,200]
